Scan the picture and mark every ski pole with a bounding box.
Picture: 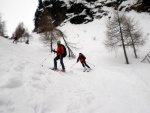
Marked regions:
[86,61,95,67]
[70,62,77,68]
[41,53,51,67]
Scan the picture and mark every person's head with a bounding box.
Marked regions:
[79,53,82,56]
[57,40,61,45]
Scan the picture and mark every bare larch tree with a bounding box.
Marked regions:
[14,22,25,42]
[39,7,76,58]
[38,7,56,52]
[104,11,129,64]
[123,16,145,58]
[0,14,6,37]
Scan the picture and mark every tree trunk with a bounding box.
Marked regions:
[125,19,138,58]
[54,29,75,58]
[50,32,53,52]
[117,11,129,64]
[129,31,138,58]
[62,35,70,57]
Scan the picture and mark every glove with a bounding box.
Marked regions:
[52,49,55,52]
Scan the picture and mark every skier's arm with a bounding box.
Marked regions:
[52,49,61,54]
[53,45,63,55]
[52,49,56,53]
[77,57,79,63]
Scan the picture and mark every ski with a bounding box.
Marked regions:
[87,68,91,72]
[49,68,59,71]
[83,69,87,72]
[49,68,66,73]
[83,68,91,72]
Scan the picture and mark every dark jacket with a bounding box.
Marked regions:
[77,53,86,63]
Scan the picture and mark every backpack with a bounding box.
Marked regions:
[61,44,67,57]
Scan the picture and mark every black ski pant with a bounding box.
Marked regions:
[13,39,17,44]
[54,55,65,70]
[81,61,90,68]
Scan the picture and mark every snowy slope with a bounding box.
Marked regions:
[0,11,150,113]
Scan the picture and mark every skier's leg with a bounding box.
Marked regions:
[60,56,65,70]
[81,62,84,67]
[54,56,60,69]
[84,61,90,68]
[82,62,87,71]
[84,61,91,71]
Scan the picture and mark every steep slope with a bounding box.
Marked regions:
[0,11,150,113]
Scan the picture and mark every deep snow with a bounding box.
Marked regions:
[0,11,150,113]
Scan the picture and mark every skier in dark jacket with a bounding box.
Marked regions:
[77,53,91,71]
[13,36,18,44]
[52,40,65,72]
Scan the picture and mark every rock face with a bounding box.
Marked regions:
[67,3,94,24]
[43,0,67,26]
[127,0,150,12]
[34,0,150,32]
